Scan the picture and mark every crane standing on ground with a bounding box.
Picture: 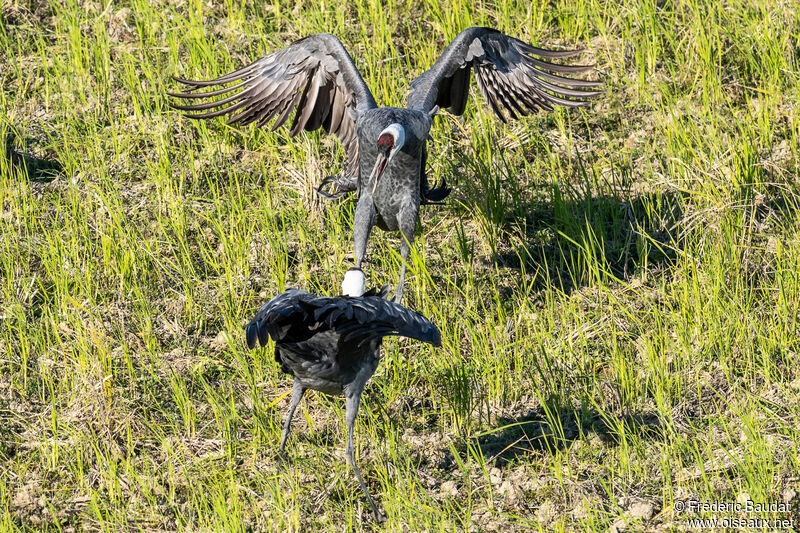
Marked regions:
[245,268,442,518]
[170,27,601,303]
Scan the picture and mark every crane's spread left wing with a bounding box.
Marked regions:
[169,33,377,189]
[406,27,601,121]
[245,289,322,349]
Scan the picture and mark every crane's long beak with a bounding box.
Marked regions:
[369,153,390,195]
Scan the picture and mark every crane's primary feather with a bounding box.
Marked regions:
[406,27,602,121]
[169,34,377,186]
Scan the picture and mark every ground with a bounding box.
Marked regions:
[1,0,799,530]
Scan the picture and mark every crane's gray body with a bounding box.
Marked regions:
[171,28,601,303]
[351,108,435,296]
[355,107,431,232]
[245,286,441,394]
[275,329,381,396]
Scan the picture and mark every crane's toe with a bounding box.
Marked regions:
[316,175,357,200]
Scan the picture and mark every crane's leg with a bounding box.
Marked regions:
[354,197,377,269]
[345,389,382,519]
[394,202,419,303]
[395,246,408,304]
[279,381,306,455]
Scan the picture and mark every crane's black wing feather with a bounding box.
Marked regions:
[170,33,377,187]
[319,296,442,347]
[245,289,321,348]
[245,288,441,349]
[406,27,602,121]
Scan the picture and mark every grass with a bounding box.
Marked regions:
[2,0,800,530]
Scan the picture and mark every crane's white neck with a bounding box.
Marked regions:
[341,269,366,297]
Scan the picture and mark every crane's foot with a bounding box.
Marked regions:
[362,489,386,522]
[316,176,356,200]
[311,472,386,522]
[349,457,384,520]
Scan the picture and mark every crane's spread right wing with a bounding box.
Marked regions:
[312,295,442,347]
[170,33,377,186]
[406,27,601,121]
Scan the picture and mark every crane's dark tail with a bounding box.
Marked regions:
[245,318,268,350]
[422,178,451,205]
[316,175,357,200]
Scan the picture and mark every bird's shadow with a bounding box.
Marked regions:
[467,404,664,465]
[436,143,685,294]
[387,398,667,473]
[441,137,798,295]
[495,190,683,292]
[4,132,63,182]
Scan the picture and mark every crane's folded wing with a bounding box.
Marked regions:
[245,289,441,350]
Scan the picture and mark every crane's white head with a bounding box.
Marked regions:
[370,123,406,195]
[341,268,366,297]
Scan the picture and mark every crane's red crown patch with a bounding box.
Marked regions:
[377,133,394,148]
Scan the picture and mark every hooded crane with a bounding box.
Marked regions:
[245,269,441,517]
[170,28,601,302]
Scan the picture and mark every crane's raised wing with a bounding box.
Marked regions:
[245,288,441,349]
[406,27,601,121]
[170,33,377,185]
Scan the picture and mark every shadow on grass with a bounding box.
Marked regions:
[470,405,664,465]
[495,189,685,293]
[5,133,63,182]
[444,144,686,294]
